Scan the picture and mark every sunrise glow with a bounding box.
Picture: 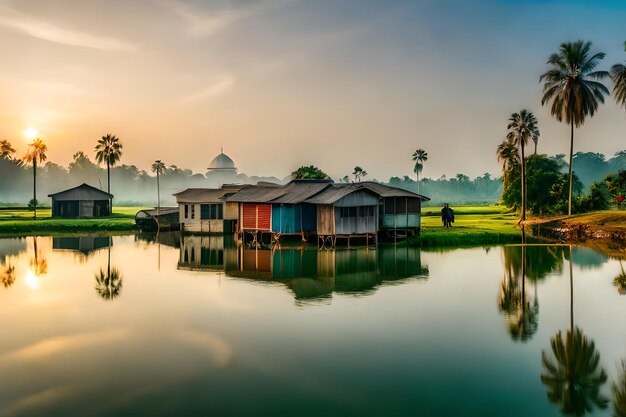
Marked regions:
[24,127,38,141]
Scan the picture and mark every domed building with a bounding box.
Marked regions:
[206,149,238,186]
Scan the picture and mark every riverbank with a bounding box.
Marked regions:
[0,207,145,236]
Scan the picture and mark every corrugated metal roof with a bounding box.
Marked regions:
[136,207,179,217]
[173,188,234,203]
[225,185,289,203]
[48,183,113,201]
[303,184,376,205]
[361,182,431,201]
[272,181,332,204]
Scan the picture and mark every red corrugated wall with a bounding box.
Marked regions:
[242,203,272,230]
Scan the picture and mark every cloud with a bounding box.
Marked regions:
[181,74,235,103]
[0,6,134,51]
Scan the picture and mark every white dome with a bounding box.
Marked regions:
[208,152,236,170]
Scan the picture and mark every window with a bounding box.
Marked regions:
[384,198,395,215]
[201,204,223,220]
[407,198,420,214]
[184,204,189,219]
[191,204,195,219]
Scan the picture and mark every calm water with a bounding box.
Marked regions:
[0,234,625,417]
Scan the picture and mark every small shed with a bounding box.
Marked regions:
[225,185,286,233]
[173,185,244,234]
[304,184,380,243]
[271,180,332,236]
[48,183,112,218]
[361,182,430,237]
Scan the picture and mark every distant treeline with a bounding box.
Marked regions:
[571,151,626,191]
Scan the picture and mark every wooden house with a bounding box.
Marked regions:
[173,185,244,234]
[303,184,380,246]
[135,207,179,231]
[48,183,112,218]
[361,182,430,237]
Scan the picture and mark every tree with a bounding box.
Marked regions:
[95,248,122,300]
[613,261,626,295]
[497,138,520,190]
[95,134,123,212]
[0,140,16,160]
[613,360,626,417]
[1,263,15,288]
[540,40,610,216]
[152,160,166,222]
[506,110,540,222]
[290,165,330,180]
[23,138,47,219]
[353,166,367,182]
[412,149,428,194]
[610,41,626,109]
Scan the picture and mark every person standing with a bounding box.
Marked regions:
[441,203,455,228]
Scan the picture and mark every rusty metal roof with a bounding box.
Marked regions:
[173,188,235,203]
[303,184,377,205]
[48,183,113,201]
[361,182,430,201]
[272,181,332,204]
[224,185,289,203]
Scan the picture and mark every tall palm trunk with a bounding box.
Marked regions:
[107,160,111,215]
[156,170,161,232]
[568,120,574,216]
[416,171,420,194]
[534,141,537,155]
[521,141,526,222]
[569,245,574,334]
[33,159,37,220]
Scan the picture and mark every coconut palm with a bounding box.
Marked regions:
[540,40,610,215]
[412,149,428,194]
[29,236,47,276]
[613,261,626,295]
[95,133,123,213]
[151,160,166,220]
[496,138,520,189]
[353,166,367,182]
[95,248,122,300]
[23,138,47,219]
[611,41,626,109]
[506,110,540,222]
[613,360,626,417]
[541,245,608,416]
[0,140,16,159]
[1,263,15,288]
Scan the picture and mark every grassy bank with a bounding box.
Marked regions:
[410,205,523,248]
[0,207,147,235]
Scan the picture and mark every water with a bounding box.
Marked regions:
[0,234,625,417]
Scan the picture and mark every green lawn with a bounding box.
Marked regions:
[411,205,523,248]
[0,207,149,235]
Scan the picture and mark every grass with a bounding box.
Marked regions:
[409,205,523,248]
[0,207,148,235]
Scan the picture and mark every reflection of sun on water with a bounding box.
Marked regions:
[24,269,40,290]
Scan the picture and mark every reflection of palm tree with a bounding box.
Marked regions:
[541,328,608,416]
[613,261,626,295]
[541,246,608,416]
[95,248,122,300]
[30,236,47,276]
[1,264,15,288]
[613,360,626,417]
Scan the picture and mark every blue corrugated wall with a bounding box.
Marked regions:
[272,204,317,233]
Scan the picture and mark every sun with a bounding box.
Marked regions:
[24,127,38,141]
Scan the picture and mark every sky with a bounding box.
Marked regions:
[0,0,624,181]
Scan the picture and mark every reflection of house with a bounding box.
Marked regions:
[52,236,112,254]
[178,235,227,271]
[49,183,112,218]
[173,185,243,233]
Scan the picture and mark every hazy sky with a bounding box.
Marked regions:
[0,0,624,181]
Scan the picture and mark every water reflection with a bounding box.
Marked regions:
[613,360,626,417]
[94,248,123,300]
[1,263,15,288]
[177,235,429,302]
[540,246,609,416]
[29,236,47,277]
[613,261,626,295]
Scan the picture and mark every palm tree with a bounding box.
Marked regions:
[95,133,123,214]
[29,236,47,276]
[540,40,610,215]
[95,248,122,300]
[1,263,15,288]
[151,160,166,222]
[412,149,428,194]
[610,41,626,109]
[353,166,367,182]
[496,138,520,189]
[613,360,626,417]
[23,138,47,220]
[0,140,16,159]
[506,110,540,222]
[613,260,626,295]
